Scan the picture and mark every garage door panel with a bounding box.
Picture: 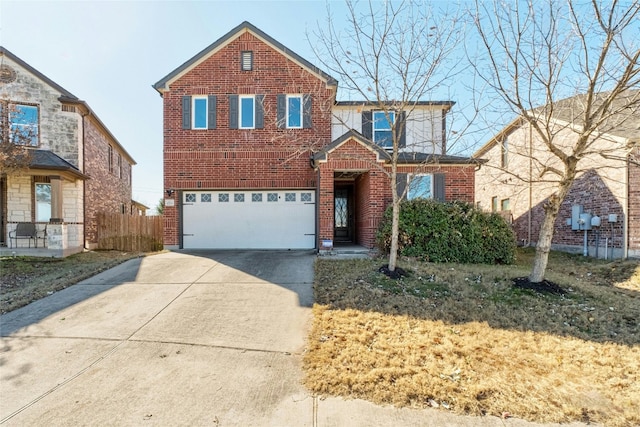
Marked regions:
[182,190,315,249]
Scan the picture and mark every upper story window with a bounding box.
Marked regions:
[228,94,264,129]
[501,136,509,168]
[241,51,253,71]
[182,95,217,130]
[193,96,208,129]
[277,94,312,129]
[408,174,433,200]
[5,104,39,146]
[108,145,114,174]
[240,95,255,129]
[373,111,394,148]
[287,95,302,128]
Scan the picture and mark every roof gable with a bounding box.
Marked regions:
[0,46,79,100]
[153,21,337,93]
[312,130,389,164]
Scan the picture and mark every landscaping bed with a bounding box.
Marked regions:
[305,248,640,426]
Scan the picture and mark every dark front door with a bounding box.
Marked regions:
[334,187,353,242]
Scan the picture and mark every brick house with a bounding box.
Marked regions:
[0,46,138,256]
[474,92,640,259]
[153,22,477,250]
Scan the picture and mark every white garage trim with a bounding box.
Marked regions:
[181,190,316,249]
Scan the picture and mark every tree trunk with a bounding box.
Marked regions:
[388,200,400,271]
[529,179,573,283]
[387,157,400,272]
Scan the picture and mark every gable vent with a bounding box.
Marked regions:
[241,51,253,71]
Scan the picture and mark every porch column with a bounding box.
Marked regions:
[49,176,63,223]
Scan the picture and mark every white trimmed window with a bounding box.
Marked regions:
[287,95,302,128]
[192,96,208,129]
[373,111,394,148]
[239,95,255,129]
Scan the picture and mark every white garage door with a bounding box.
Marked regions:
[182,190,316,249]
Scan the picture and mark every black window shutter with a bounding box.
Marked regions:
[207,95,217,130]
[228,95,238,129]
[398,111,407,148]
[303,94,312,129]
[255,95,265,129]
[396,173,408,199]
[362,110,372,139]
[276,94,286,128]
[434,173,445,201]
[182,96,191,129]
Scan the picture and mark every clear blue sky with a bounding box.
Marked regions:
[0,0,480,211]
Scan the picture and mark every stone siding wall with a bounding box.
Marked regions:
[0,55,80,166]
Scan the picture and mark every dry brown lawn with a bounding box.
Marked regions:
[304,249,640,426]
[1,250,144,314]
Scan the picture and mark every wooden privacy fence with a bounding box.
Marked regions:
[97,213,163,252]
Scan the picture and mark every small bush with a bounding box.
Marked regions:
[376,199,516,264]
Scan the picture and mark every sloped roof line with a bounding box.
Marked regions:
[312,129,389,163]
[473,89,640,158]
[1,46,136,166]
[153,21,338,92]
[29,149,89,180]
[313,130,479,165]
[335,100,455,110]
[1,46,79,100]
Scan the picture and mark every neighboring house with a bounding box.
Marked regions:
[0,47,137,256]
[153,21,477,250]
[474,92,640,259]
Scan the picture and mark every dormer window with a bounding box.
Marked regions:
[241,51,253,71]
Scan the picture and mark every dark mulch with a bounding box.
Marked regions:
[378,265,409,280]
[512,277,566,295]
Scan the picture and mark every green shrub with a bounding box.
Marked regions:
[376,199,516,264]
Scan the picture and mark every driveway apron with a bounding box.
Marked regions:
[0,250,315,426]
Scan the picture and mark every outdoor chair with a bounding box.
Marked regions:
[9,222,38,248]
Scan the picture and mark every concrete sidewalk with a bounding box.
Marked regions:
[1,250,588,426]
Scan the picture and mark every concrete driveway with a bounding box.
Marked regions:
[1,250,586,427]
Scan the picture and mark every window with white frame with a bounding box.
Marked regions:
[35,183,51,222]
[408,174,433,200]
[192,96,208,129]
[373,111,394,148]
[9,104,39,146]
[287,95,302,128]
[501,136,509,168]
[240,95,255,129]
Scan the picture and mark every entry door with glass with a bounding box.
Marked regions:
[334,187,353,242]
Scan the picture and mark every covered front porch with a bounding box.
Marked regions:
[1,150,86,258]
[312,131,391,252]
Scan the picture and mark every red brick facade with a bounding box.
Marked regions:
[160,32,335,246]
[157,23,477,249]
[315,138,476,248]
[628,146,640,256]
[83,115,134,245]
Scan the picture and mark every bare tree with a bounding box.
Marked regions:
[312,0,466,271]
[471,0,640,283]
